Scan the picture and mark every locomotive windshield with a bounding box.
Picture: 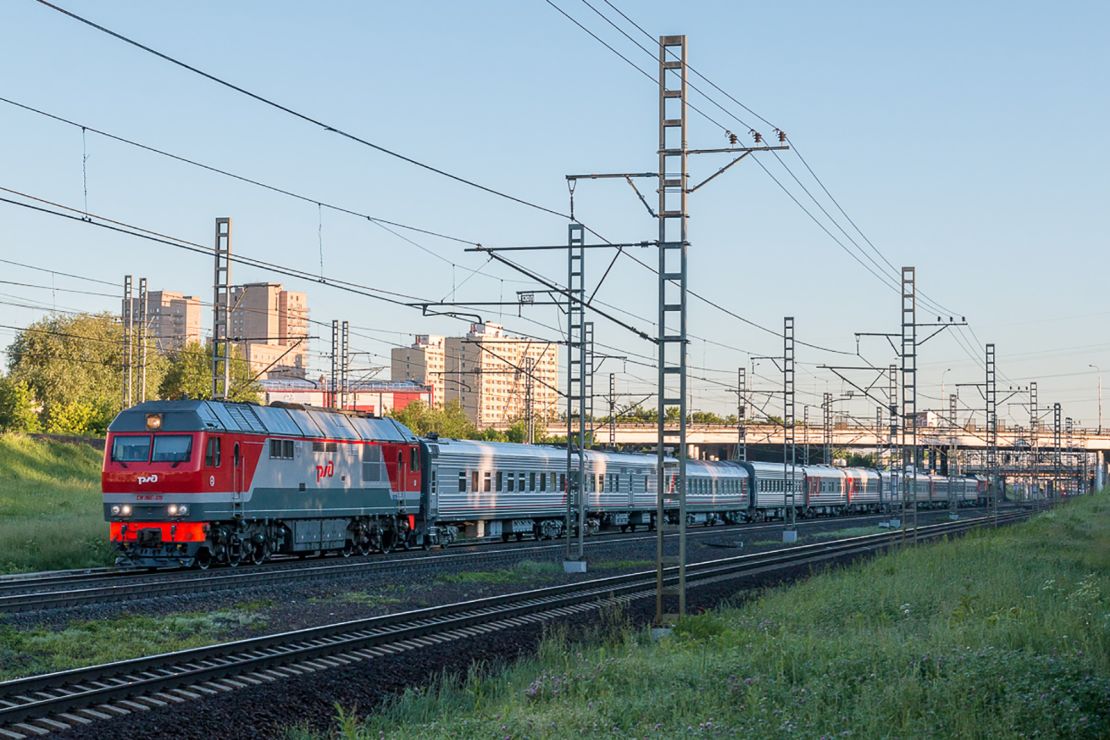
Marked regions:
[152,435,193,462]
[111,435,151,462]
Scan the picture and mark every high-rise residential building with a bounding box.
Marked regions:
[443,323,559,429]
[391,335,445,406]
[228,282,309,379]
[129,290,203,352]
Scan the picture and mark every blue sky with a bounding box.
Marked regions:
[1,0,1107,429]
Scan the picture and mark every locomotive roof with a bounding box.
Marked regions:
[108,400,417,442]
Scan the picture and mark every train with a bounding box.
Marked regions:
[102,400,988,568]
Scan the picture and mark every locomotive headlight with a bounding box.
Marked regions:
[111,505,121,516]
[145,413,163,430]
[177,505,188,516]
[167,504,178,516]
[120,505,132,516]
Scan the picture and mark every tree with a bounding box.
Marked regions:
[0,376,40,432]
[159,342,261,403]
[5,313,168,435]
[389,400,477,438]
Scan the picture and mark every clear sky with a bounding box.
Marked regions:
[1,0,1107,431]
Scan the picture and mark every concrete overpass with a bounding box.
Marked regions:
[602,422,1110,462]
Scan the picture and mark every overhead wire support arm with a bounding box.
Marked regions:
[469,247,654,341]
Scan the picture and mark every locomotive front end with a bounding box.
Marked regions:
[103,402,214,568]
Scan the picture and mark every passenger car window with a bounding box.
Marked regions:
[458,471,467,493]
[112,435,151,462]
[151,435,192,462]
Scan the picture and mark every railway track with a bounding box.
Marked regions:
[0,510,1029,738]
[0,508,998,613]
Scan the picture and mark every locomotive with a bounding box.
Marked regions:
[103,400,987,568]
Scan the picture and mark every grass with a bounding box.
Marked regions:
[0,605,267,681]
[591,559,654,571]
[437,560,562,585]
[326,494,1110,739]
[0,433,110,574]
[809,524,886,540]
[310,588,405,608]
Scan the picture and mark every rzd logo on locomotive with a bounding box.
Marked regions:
[137,473,160,485]
[315,461,335,482]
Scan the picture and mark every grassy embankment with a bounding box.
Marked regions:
[0,433,110,573]
[328,495,1109,738]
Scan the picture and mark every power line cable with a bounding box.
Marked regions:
[33,0,856,361]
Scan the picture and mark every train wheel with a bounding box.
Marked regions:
[342,541,354,558]
[515,532,524,541]
[620,524,628,533]
[357,537,372,556]
[251,542,268,566]
[194,548,212,570]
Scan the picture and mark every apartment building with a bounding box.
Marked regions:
[442,323,559,429]
[390,335,445,406]
[128,290,203,352]
[228,282,309,379]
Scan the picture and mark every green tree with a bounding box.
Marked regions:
[159,342,261,403]
[5,313,168,435]
[0,376,41,432]
[389,400,477,438]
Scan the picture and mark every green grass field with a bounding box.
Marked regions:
[328,495,1110,739]
[0,433,110,574]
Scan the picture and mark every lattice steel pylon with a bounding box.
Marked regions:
[949,393,959,518]
[607,372,616,447]
[211,218,233,400]
[823,392,832,465]
[137,277,148,403]
[121,275,133,408]
[566,222,587,563]
[888,363,898,513]
[736,367,747,461]
[986,343,998,519]
[585,321,596,429]
[1066,415,1075,496]
[339,320,350,411]
[329,320,339,409]
[1030,381,1038,504]
[655,34,689,625]
[783,317,797,537]
[900,267,917,541]
[1053,402,1062,499]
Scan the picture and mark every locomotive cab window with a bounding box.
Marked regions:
[205,437,221,467]
[112,435,151,463]
[409,448,419,472]
[151,435,192,463]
